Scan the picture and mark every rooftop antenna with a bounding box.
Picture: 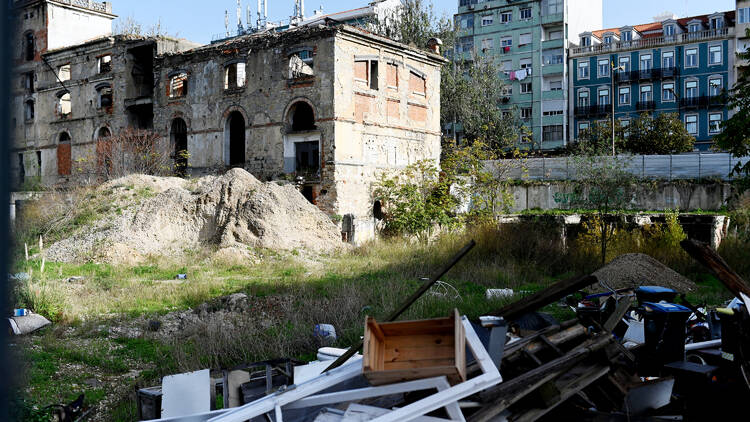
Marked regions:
[237,0,244,33]
[225,10,230,36]
[257,0,267,29]
[247,5,252,30]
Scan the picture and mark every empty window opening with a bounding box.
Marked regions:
[98,127,111,139]
[295,141,319,175]
[288,101,316,132]
[171,118,188,176]
[97,84,113,109]
[58,64,71,82]
[409,71,426,96]
[289,49,314,79]
[18,154,25,182]
[225,62,247,89]
[168,73,188,98]
[23,72,34,93]
[24,100,34,121]
[354,59,379,90]
[373,200,384,220]
[24,32,35,61]
[36,151,41,177]
[57,91,71,117]
[98,55,112,73]
[227,111,246,166]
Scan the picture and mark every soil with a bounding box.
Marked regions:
[592,253,698,293]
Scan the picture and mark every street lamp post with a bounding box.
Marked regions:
[611,62,625,156]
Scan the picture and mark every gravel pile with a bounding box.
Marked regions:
[46,169,343,263]
[592,253,697,293]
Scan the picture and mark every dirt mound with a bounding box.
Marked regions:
[46,169,343,263]
[592,253,697,293]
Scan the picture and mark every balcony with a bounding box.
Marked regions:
[636,100,656,110]
[570,27,734,56]
[542,63,564,75]
[680,95,727,109]
[574,105,592,117]
[661,67,679,78]
[594,104,611,116]
[638,69,660,80]
[615,70,632,82]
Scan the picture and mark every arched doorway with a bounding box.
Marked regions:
[171,118,188,176]
[225,111,246,166]
[97,127,111,139]
[57,132,72,176]
[288,101,316,131]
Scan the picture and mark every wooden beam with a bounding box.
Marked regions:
[603,296,634,332]
[680,239,750,298]
[491,275,598,321]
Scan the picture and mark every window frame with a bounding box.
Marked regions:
[598,58,610,78]
[685,79,698,99]
[708,44,722,66]
[481,15,494,26]
[639,84,653,102]
[685,47,698,68]
[708,112,723,134]
[662,51,674,69]
[578,61,590,80]
[639,53,653,71]
[168,72,189,99]
[578,121,590,136]
[662,82,675,102]
[520,8,532,20]
[520,82,533,94]
[685,114,698,135]
[577,89,590,107]
[709,77,723,97]
[598,87,610,106]
[618,86,631,105]
[500,11,512,23]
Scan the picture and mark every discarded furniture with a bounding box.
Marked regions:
[161,369,211,419]
[137,386,162,421]
[363,309,466,386]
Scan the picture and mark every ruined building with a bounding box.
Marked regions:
[9,1,446,243]
[154,25,445,242]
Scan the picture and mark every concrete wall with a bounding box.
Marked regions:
[505,181,733,213]
[46,2,114,51]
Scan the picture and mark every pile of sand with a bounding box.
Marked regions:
[46,169,343,263]
[592,253,697,293]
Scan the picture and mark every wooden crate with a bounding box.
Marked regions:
[362,309,466,386]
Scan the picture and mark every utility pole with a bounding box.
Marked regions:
[610,61,625,156]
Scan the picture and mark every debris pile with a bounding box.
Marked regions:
[45,169,344,263]
[133,240,749,421]
[593,253,697,292]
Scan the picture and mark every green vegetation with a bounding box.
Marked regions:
[571,113,694,155]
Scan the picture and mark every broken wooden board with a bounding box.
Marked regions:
[491,275,598,321]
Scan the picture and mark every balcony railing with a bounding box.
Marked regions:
[681,95,728,109]
[636,100,656,110]
[571,27,733,56]
[661,67,679,78]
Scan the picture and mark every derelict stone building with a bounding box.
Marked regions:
[154,25,445,242]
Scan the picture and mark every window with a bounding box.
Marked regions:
[386,63,399,89]
[520,83,532,93]
[501,37,512,48]
[98,55,112,74]
[689,24,700,33]
[549,80,562,91]
[24,32,34,61]
[578,90,589,107]
[548,30,563,40]
[97,84,112,109]
[640,85,652,102]
[168,73,188,98]
[685,115,698,135]
[664,25,674,37]
[710,17,724,29]
[547,0,562,14]
[618,56,630,72]
[543,125,563,142]
[460,15,473,29]
[663,82,675,101]
[620,119,630,137]
[604,36,612,44]
[520,58,532,69]
[598,59,610,77]
[709,78,722,96]
[685,48,698,67]
[501,85,512,96]
[640,54,652,71]
[481,38,494,51]
[459,36,474,53]
[520,8,531,20]
[740,8,750,24]
[685,80,698,98]
[57,91,71,117]
[598,88,610,105]
[289,50,314,79]
[23,72,34,93]
[620,31,632,42]
[519,33,531,46]
[501,60,512,73]
[58,64,71,82]
[543,110,563,116]
[24,100,34,121]
[578,61,589,79]
[709,45,722,65]
[578,122,590,135]
[580,37,590,46]
[481,15,493,26]
[619,87,630,105]
[409,71,426,96]
[709,113,722,134]
[225,62,247,89]
[355,60,379,90]
[662,51,674,69]
[521,107,532,119]
[501,11,512,23]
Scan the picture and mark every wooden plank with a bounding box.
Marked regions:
[384,344,455,362]
[364,366,461,386]
[455,309,467,382]
[367,317,386,342]
[603,296,634,332]
[382,334,454,349]
[383,359,457,370]
[680,238,750,298]
[379,318,454,336]
[491,275,598,321]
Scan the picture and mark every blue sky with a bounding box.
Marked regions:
[111,0,736,44]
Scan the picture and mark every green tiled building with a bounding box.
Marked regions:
[454,0,602,150]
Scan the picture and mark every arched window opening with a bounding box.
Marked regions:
[24,32,35,61]
[97,127,111,139]
[226,111,245,166]
[59,132,71,143]
[373,200,384,220]
[24,100,34,121]
[97,84,113,109]
[57,91,71,118]
[288,101,316,132]
[171,118,188,176]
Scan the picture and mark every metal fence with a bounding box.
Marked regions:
[495,153,750,181]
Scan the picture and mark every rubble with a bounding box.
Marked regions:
[593,253,697,292]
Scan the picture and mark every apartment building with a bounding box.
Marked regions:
[454,0,602,150]
[569,11,736,151]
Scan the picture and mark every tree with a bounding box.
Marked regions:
[626,112,694,155]
[715,29,750,186]
[568,147,636,265]
[114,16,174,38]
[569,119,625,156]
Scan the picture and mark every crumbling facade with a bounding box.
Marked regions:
[154,25,445,242]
